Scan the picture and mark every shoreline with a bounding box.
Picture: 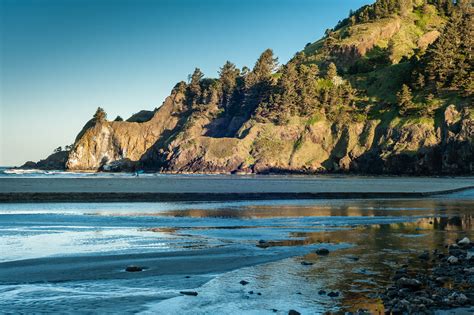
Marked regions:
[3,167,474,177]
[1,186,474,203]
[1,176,473,203]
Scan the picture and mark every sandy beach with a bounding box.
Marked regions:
[1,176,473,202]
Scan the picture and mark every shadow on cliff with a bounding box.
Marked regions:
[137,111,192,171]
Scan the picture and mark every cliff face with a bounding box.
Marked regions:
[64,103,473,175]
[31,1,473,175]
[66,89,185,171]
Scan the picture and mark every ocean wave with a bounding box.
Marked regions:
[0,168,137,178]
[0,168,236,178]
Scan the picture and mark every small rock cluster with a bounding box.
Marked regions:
[382,237,473,314]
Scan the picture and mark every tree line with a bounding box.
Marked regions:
[87,0,471,125]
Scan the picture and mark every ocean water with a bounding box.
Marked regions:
[0,167,149,178]
[0,190,473,314]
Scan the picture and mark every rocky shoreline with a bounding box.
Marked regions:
[381,237,474,314]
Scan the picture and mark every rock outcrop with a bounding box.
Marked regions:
[21,151,69,170]
[66,87,186,171]
[62,101,473,175]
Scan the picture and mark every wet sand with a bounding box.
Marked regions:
[1,176,473,202]
[1,195,473,313]
[0,246,316,284]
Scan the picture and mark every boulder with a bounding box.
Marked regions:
[447,256,459,264]
[463,267,474,274]
[397,277,422,290]
[458,237,471,245]
[315,248,330,255]
[418,251,430,260]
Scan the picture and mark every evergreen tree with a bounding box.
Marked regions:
[373,0,399,18]
[93,107,107,122]
[241,66,250,77]
[298,64,320,115]
[323,30,337,53]
[420,4,473,93]
[415,73,426,90]
[452,3,473,94]
[218,61,240,109]
[397,84,414,115]
[248,49,278,85]
[341,84,356,108]
[187,68,204,105]
[358,7,371,23]
[245,49,278,116]
[278,61,299,116]
[432,0,454,16]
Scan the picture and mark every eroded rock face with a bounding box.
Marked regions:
[65,89,185,171]
[61,101,473,175]
[331,18,402,69]
[441,107,474,174]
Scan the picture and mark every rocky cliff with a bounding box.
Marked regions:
[29,0,474,175]
[65,90,185,171]
[61,100,472,175]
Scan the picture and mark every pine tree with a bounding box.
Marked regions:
[187,68,204,105]
[433,0,454,16]
[245,49,279,116]
[415,73,425,89]
[421,4,472,93]
[93,107,107,122]
[341,84,356,108]
[189,68,204,90]
[373,0,399,18]
[219,61,240,109]
[323,30,337,53]
[452,4,473,94]
[397,84,414,115]
[298,64,320,115]
[249,49,278,84]
[278,61,299,116]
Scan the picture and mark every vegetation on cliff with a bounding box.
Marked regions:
[33,0,473,174]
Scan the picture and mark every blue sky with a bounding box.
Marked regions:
[0,0,372,166]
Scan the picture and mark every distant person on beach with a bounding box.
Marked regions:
[134,170,144,177]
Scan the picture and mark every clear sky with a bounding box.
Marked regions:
[0,0,372,166]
